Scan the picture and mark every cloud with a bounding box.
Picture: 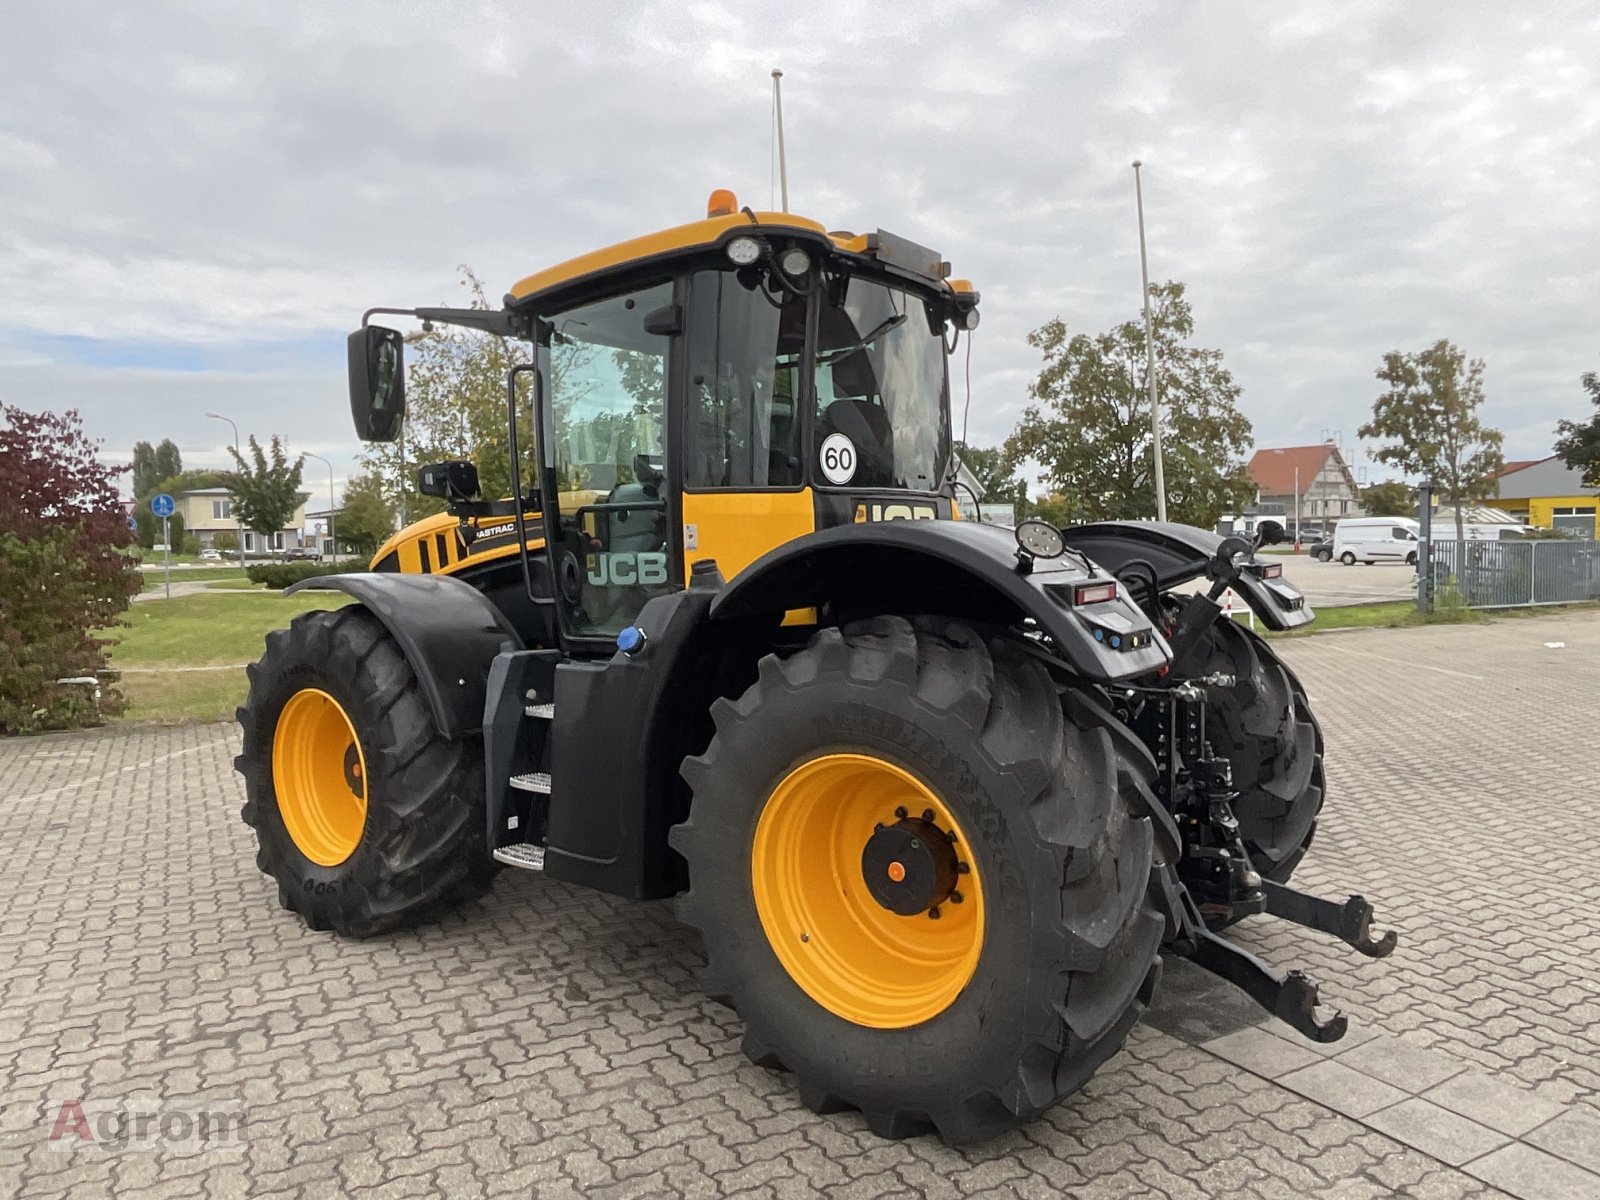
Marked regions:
[2,0,1595,490]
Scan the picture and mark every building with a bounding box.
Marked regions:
[1245,443,1363,532]
[175,487,310,555]
[1492,456,1597,537]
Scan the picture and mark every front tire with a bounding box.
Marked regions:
[1340,551,1357,565]
[1182,609,1325,884]
[235,607,496,936]
[671,616,1170,1144]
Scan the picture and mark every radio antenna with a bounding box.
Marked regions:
[771,68,789,211]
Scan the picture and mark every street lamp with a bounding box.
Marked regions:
[1132,160,1168,523]
[205,410,248,574]
[304,452,337,562]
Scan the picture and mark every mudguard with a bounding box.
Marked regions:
[286,573,523,738]
[1062,521,1314,631]
[709,519,1169,682]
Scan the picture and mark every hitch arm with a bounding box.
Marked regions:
[1261,881,1398,959]
[1170,890,1347,1043]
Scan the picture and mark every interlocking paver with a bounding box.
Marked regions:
[1362,1097,1510,1166]
[2,611,1597,1197]
[1423,1070,1567,1138]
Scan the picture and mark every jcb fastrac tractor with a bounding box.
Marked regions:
[237,190,1395,1143]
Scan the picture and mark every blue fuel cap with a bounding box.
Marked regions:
[617,626,648,655]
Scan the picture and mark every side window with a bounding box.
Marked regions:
[544,281,675,639]
[684,271,806,488]
[1391,526,1412,540]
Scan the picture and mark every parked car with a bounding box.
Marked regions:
[1306,537,1333,562]
[199,547,222,561]
[280,547,321,563]
[1332,517,1420,565]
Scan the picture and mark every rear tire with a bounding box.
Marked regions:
[1340,551,1356,565]
[671,616,1172,1144]
[1181,608,1325,885]
[235,607,496,936]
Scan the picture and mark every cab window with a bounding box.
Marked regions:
[813,277,948,491]
[542,280,674,638]
[684,270,806,488]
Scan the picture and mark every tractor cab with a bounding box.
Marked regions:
[351,191,981,651]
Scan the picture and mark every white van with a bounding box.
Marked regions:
[1331,517,1420,565]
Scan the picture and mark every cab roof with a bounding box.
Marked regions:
[505,195,977,310]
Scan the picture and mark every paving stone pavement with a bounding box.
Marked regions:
[1,611,1597,1199]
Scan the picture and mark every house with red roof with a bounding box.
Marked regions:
[1244,442,1362,532]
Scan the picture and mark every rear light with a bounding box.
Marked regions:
[1072,582,1118,606]
[1260,563,1283,579]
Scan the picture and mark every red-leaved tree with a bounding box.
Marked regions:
[0,405,141,733]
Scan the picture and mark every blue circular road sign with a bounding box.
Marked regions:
[151,493,176,518]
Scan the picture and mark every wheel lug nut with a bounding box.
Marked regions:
[894,806,908,819]
[927,906,941,920]
[922,808,935,822]
[956,862,970,875]
[950,891,963,904]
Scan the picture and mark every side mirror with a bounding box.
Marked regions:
[417,460,480,503]
[347,326,406,442]
[1256,519,1286,547]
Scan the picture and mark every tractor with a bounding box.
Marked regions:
[236,190,1395,1143]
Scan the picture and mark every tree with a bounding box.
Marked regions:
[337,470,396,558]
[1358,340,1504,541]
[1006,282,1254,528]
[226,435,306,542]
[1553,370,1600,488]
[953,441,1027,523]
[131,441,159,497]
[153,439,181,483]
[0,405,141,733]
[1361,479,1416,517]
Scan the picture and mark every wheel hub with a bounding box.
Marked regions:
[862,817,958,916]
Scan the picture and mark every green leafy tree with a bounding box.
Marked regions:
[226,435,306,542]
[337,470,397,559]
[1,405,141,732]
[153,438,181,483]
[360,267,600,526]
[953,441,1027,523]
[1553,370,1600,488]
[1006,282,1254,528]
[1361,479,1416,517]
[1028,492,1078,528]
[213,531,238,554]
[131,441,159,496]
[1358,340,1505,541]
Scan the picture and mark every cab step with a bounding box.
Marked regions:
[525,702,555,719]
[509,771,552,794]
[492,844,546,871]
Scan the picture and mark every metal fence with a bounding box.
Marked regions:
[1427,539,1600,609]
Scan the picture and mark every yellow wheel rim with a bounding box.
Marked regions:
[272,688,368,867]
[751,753,985,1029]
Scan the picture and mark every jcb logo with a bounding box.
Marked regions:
[587,552,669,587]
[853,502,938,524]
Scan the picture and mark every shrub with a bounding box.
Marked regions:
[245,561,352,590]
[0,406,141,734]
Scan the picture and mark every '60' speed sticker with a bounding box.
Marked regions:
[819,433,857,485]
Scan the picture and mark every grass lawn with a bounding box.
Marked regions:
[139,565,255,590]
[106,591,349,723]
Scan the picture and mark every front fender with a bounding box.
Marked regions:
[286,573,523,738]
[709,520,1169,682]
[1063,521,1314,631]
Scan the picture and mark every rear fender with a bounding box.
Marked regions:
[286,573,523,738]
[709,521,1168,681]
[1062,521,1314,631]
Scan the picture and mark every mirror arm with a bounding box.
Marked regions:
[362,306,517,338]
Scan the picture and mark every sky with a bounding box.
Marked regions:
[2,1,1596,505]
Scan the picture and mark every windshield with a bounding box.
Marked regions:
[814,277,949,490]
